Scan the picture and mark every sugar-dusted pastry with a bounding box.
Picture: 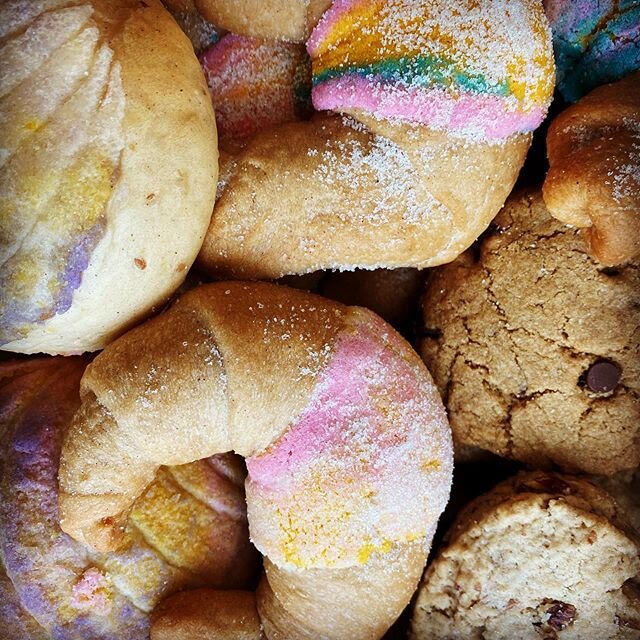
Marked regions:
[421,190,640,475]
[195,0,331,42]
[544,0,640,102]
[0,357,257,639]
[201,34,311,144]
[410,470,640,639]
[0,0,217,355]
[58,281,453,639]
[198,0,554,280]
[543,72,640,265]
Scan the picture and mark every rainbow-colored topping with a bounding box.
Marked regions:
[308,0,555,141]
[544,0,640,102]
[246,309,452,570]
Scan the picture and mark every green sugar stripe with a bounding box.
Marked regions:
[313,55,511,97]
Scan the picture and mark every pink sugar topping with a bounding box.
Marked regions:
[246,309,453,569]
[312,77,545,140]
[70,567,112,616]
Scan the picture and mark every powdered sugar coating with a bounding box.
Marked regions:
[201,34,311,142]
[246,307,453,570]
[544,0,640,102]
[308,0,555,141]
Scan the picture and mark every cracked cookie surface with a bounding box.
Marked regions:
[410,470,640,639]
[420,190,640,475]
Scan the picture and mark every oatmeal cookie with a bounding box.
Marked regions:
[410,470,640,639]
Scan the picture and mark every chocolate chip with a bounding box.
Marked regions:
[584,360,621,393]
[545,601,577,631]
[518,473,572,496]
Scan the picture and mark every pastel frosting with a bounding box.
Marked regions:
[307,0,555,141]
[544,0,640,102]
[201,34,311,142]
[0,16,124,346]
[0,359,255,638]
[246,309,453,570]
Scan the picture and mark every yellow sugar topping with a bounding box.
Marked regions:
[357,538,393,564]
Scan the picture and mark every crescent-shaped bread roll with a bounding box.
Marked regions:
[198,0,554,279]
[0,0,218,355]
[58,281,453,639]
[543,71,640,266]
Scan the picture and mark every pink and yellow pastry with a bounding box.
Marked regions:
[544,71,640,265]
[201,34,311,144]
[0,0,217,355]
[544,0,640,102]
[58,282,453,639]
[309,0,554,141]
[199,0,555,279]
[0,357,257,639]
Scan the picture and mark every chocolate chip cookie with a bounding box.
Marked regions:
[420,190,640,475]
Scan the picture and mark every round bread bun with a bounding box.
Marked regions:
[0,356,257,638]
[0,0,218,355]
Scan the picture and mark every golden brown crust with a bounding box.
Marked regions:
[543,72,640,266]
[199,115,530,279]
[151,589,263,640]
[195,0,331,42]
[60,282,346,550]
[59,281,453,639]
[410,471,640,639]
[258,542,427,639]
[420,190,640,475]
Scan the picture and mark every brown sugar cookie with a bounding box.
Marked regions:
[421,190,640,475]
[410,470,640,639]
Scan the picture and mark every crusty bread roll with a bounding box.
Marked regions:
[0,357,257,638]
[195,0,331,42]
[543,71,640,266]
[58,281,453,639]
[198,0,554,279]
[0,0,217,355]
[201,116,530,279]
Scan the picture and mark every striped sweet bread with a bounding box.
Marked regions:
[198,0,555,279]
[0,357,257,639]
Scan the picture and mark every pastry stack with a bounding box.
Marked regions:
[0,0,638,638]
